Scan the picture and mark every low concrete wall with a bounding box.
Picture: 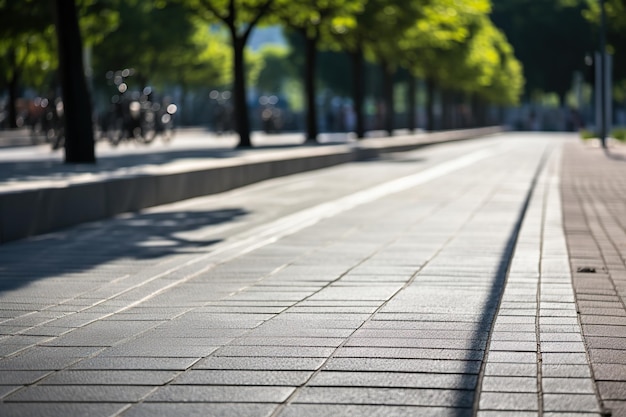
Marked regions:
[0,126,502,244]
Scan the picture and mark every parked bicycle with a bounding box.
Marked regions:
[99,83,177,146]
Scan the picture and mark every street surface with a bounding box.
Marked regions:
[0,132,622,416]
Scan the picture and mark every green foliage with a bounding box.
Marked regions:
[0,0,527,127]
[0,1,57,90]
[91,2,195,86]
[273,0,362,41]
[156,21,233,90]
[255,44,293,93]
[491,0,594,100]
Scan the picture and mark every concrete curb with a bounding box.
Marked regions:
[0,126,502,244]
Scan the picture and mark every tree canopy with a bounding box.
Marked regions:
[2,0,531,143]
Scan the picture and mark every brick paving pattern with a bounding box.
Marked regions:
[0,133,623,416]
[562,141,626,417]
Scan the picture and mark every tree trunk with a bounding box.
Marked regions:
[442,89,452,130]
[350,47,365,139]
[382,62,394,136]
[8,50,19,129]
[426,78,435,132]
[304,33,318,142]
[233,36,251,148]
[53,0,95,163]
[407,75,416,133]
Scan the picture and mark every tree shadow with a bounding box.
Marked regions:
[603,147,626,162]
[0,207,248,293]
[0,141,347,186]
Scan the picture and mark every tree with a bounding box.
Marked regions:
[91,2,195,89]
[491,0,594,103]
[184,0,283,148]
[53,0,95,163]
[359,0,428,136]
[255,44,293,94]
[274,0,362,142]
[0,1,55,128]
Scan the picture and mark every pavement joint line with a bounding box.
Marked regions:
[54,147,502,324]
[267,147,519,416]
[1,146,501,390]
[473,143,553,415]
[475,144,604,415]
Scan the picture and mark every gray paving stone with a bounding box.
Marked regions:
[309,371,476,389]
[542,364,592,378]
[194,357,325,371]
[213,345,335,358]
[173,370,313,386]
[542,393,601,412]
[490,332,537,342]
[362,320,484,331]
[484,363,537,377]
[324,357,481,374]
[41,320,163,347]
[229,336,345,347]
[540,333,583,342]
[4,384,154,402]
[477,412,538,417]
[100,343,219,358]
[121,403,277,417]
[334,347,483,360]
[541,352,589,365]
[146,385,294,403]
[478,392,538,411]
[0,370,51,385]
[493,324,537,332]
[352,328,489,340]
[292,386,474,407]
[39,370,178,385]
[481,376,538,393]
[489,341,537,351]
[486,351,537,364]
[0,403,127,417]
[70,357,198,370]
[542,377,595,394]
[0,385,19,398]
[279,403,473,417]
[540,341,587,352]
[344,337,485,350]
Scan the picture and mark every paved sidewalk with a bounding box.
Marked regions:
[561,140,626,417]
[0,127,501,243]
[0,133,624,416]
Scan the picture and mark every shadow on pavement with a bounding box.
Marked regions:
[0,207,248,293]
[603,148,626,162]
[0,141,343,185]
[461,147,550,411]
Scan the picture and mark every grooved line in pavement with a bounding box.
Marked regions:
[59,149,500,321]
[473,144,551,416]
[119,145,504,415]
[0,148,496,348]
[475,145,602,416]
